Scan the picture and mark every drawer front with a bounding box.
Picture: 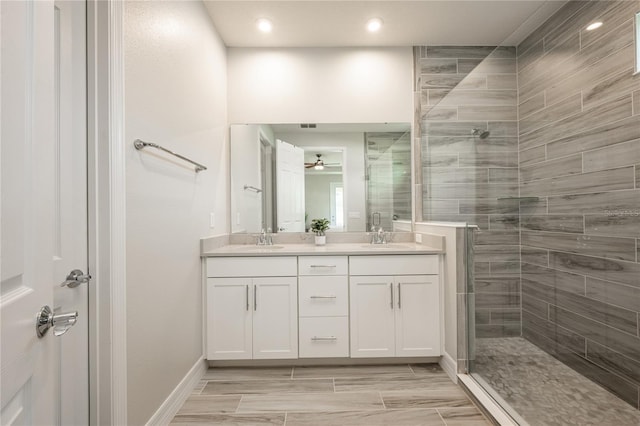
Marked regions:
[298,256,348,276]
[299,276,349,317]
[299,317,349,358]
[206,256,297,277]
[349,255,439,276]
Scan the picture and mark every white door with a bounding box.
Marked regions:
[349,276,395,358]
[53,1,89,424]
[276,140,305,232]
[207,278,252,360]
[2,1,58,423]
[395,275,441,357]
[252,277,298,359]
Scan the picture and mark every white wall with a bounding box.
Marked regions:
[124,2,227,424]
[277,132,367,231]
[305,173,342,229]
[228,47,413,124]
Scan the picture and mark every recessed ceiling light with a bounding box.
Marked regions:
[586,21,603,31]
[366,18,383,33]
[256,18,272,33]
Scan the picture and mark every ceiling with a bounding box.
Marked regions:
[203,1,568,48]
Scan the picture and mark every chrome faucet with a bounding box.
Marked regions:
[256,228,274,246]
[370,225,387,244]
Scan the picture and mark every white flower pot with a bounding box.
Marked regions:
[315,235,326,246]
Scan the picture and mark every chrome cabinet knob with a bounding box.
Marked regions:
[60,269,91,288]
[36,305,78,338]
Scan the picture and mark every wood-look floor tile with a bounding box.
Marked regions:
[335,376,459,392]
[202,367,292,381]
[236,392,384,413]
[409,364,446,376]
[381,389,474,409]
[285,409,446,425]
[202,379,332,395]
[191,380,207,395]
[170,412,285,425]
[437,407,488,423]
[292,365,412,379]
[176,395,241,415]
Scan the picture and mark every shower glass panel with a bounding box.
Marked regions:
[417,1,640,424]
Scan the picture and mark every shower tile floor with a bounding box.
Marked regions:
[474,337,640,426]
[171,364,491,425]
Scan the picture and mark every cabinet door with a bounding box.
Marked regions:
[253,277,298,359]
[207,278,252,360]
[395,275,441,357]
[349,276,395,357]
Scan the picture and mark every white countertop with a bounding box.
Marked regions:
[202,242,443,257]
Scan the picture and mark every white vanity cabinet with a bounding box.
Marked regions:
[206,257,298,360]
[349,255,441,358]
[297,256,349,358]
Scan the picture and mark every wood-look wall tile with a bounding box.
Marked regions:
[579,1,640,49]
[519,146,546,167]
[520,94,632,151]
[549,305,640,364]
[427,214,490,230]
[519,197,548,215]
[520,215,584,234]
[586,277,640,313]
[488,121,518,137]
[429,183,518,199]
[522,280,638,335]
[423,199,459,215]
[518,92,545,120]
[582,67,638,110]
[421,74,467,89]
[424,121,487,136]
[521,262,586,295]
[546,116,640,159]
[459,58,517,74]
[547,189,640,215]
[457,58,482,74]
[490,262,521,274]
[517,38,544,73]
[458,106,517,121]
[545,44,634,106]
[488,168,519,183]
[487,74,517,90]
[474,276,520,293]
[459,199,519,214]
[519,93,582,136]
[459,152,518,168]
[422,153,458,167]
[488,215,519,230]
[585,214,640,238]
[520,154,582,182]
[428,136,518,153]
[426,168,489,184]
[633,89,639,115]
[435,89,517,107]
[420,58,457,74]
[520,166,635,197]
[542,0,612,53]
[521,294,549,320]
[457,74,488,89]
[475,229,520,245]
[427,45,497,59]
[522,231,637,262]
[427,89,450,106]
[549,251,640,288]
[521,246,549,267]
[586,340,640,386]
[521,310,586,355]
[491,309,521,324]
[583,139,640,173]
[476,324,521,338]
[423,106,458,121]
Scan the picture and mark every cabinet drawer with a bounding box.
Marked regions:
[349,255,438,276]
[298,256,348,276]
[207,256,297,277]
[299,317,349,358]
[299,276,348,317]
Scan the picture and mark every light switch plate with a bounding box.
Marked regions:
[415,233,422,243]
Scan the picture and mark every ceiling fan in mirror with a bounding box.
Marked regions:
[304,154,340,170]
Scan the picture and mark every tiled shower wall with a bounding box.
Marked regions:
[415,45,521,338]
[517,0,640,408]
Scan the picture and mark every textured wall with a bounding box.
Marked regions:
[517,0,640,409]
[415,45,521,339]
[124,2,228,424]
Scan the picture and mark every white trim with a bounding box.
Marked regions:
[458,374,520,426]
[87,0,127,424]
[439,352,457,384]
[146,358,207,426]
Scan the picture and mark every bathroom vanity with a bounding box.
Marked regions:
[202,243,443,363]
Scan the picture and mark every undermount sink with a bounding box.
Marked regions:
[235,245,285,250]
[360,244,411,249]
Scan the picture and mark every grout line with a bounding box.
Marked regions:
[236,395,243,413]
[283,411,287,426]
[380,391,387,409]
[436,408,449,425]
[290,367,294,380]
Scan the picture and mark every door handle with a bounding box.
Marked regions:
[36,305,78,338]
[246,285,250,311]
[254,285,257,311]
[398,283,401,309]
[390,283,393,309]
[60,269,91,288]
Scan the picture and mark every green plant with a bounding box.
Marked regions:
[310,218,330,236]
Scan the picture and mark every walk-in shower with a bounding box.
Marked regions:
[416,1,640,424]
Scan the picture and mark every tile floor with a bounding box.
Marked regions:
[171,364,492,425]
[474,337,640,426]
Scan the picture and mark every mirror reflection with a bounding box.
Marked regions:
[230,123,411,234]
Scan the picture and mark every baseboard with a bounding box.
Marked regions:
[439,352,457,383]
[146,357,207,426]
[209,356,441,368]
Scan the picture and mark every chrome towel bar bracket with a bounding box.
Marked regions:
[134,139,207,172]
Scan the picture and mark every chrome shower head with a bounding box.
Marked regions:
[471,128,490,139]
